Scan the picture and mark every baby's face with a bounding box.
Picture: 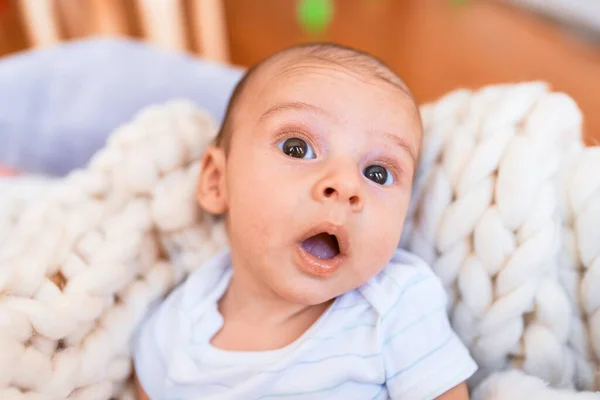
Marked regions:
[219,59,420,305]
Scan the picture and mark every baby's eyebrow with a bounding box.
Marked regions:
[383,132,418,164]
[259,101,332,122]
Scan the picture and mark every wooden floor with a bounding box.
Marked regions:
[1,0,599,143]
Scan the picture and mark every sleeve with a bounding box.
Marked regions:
[132,279,191,400]
[382,267,477,400]
[132,299,169,400]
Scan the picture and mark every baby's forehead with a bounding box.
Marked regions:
[244,55,420,127]
[251,60,420,145]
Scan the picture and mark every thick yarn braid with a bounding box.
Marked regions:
[557,147,600,391]
[0,101,227,399]
[404,82,599,398]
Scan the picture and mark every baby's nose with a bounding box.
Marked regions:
[313,168,364,212]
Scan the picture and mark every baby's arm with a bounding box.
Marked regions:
[436,382,469,400]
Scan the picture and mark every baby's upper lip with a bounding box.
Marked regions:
[300,222,350,256]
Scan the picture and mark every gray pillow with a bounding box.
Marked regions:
[0,38,244,175]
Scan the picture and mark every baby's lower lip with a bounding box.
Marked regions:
[295,244,344,278]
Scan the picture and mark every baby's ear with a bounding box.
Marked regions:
[196,145,228,214]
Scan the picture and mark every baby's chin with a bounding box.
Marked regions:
[270,274,356,307]
[277,290,336,308]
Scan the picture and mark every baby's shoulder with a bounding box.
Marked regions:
[357,249,447,317]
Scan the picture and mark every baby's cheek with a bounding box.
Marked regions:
[369,204,407,259]
[372,227,400,263]
[229,175,287,242]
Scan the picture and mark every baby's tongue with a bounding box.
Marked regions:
[302,233,339,259]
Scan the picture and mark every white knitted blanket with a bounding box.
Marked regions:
[0,83,599,399]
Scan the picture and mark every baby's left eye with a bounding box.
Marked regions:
[363,165,394,186]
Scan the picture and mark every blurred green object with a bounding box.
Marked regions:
[296,0,466,34]
[295,0,465,35]
[297,0,334,35]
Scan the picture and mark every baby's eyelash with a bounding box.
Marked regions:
[272,130,319,154]
[371,158,405,184]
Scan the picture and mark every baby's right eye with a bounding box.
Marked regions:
[277,137,316,159]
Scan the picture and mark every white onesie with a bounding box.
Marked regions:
[133,249,477,399]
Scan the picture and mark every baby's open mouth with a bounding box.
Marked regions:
[301,233,340,259]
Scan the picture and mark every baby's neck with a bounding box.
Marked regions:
[211,275,333,352]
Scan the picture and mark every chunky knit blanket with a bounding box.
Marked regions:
[0,83,599,399]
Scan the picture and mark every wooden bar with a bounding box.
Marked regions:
[136,0,187,51]
[18,0,61,47]
[89,0,129,37]
[190,0,230,62]
[55,0,88,39]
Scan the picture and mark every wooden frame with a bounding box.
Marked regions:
[17,0,230,63]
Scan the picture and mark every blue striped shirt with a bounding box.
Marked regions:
[133,249,477,399]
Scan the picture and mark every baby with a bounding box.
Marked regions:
[133,43,477,399]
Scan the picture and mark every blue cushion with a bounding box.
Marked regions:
[0,38,244,175]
